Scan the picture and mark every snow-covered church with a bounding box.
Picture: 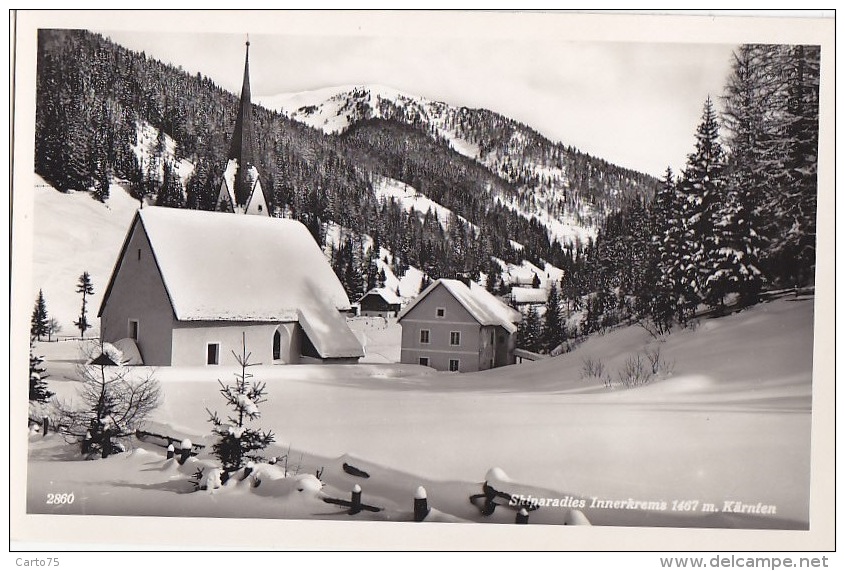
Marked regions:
[97,42,364,366]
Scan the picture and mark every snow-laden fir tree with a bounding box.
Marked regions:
[206,334,275,472]
[674,97,727,315]
[29,339,53,403]
[641,167,680,332]
[31,289,49,341]
[542,281,564,352]
[721,44,819,288]
[518,304,542,352]
[156,161,185,208]
[705,182,764,309]
[73,271,94,338]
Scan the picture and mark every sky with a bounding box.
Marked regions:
[94,20,737,178]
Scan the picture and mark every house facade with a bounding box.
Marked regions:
[98,207,364,366]
[358,287,402,318]
[397,279,521,373]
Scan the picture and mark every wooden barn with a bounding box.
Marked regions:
[397,278,521,373]
[358,287,403,318]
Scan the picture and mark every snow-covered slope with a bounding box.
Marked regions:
[32,176,141,337]
[29,295,814,530]
[257,84,607,247]
[132,121,195,187]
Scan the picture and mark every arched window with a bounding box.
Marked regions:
[273,329,281,360]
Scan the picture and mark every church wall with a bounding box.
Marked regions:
[171,321,299,367]
[100,219,174,366]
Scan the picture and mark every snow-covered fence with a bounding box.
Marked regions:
[514,348,546,364]
[322,484,382,515]
[29,415,62,436]
[134,428,205,457]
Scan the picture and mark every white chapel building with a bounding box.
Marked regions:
[97,42,364,366]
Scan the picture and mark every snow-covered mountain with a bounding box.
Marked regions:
[257,84,657,247]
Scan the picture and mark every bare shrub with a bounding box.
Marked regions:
[617,354,653,388]
[645,346,661,374]
[581,357,607,380]
[636,318,669,341]
[645,345,676,378]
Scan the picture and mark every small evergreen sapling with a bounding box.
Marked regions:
[29,339,54,403]
[207,334,275,472]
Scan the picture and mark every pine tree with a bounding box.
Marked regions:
[156,161,185,208]
[31,289,49,341]
[206,335,275,471]
[722,44,819,289]
[542,282,563,352]
[674,97,727,317]
[74,271,94,338]
[518,305,542,352]
[29,340,54,403]
[704,185,764,309]
[648,167,682,329]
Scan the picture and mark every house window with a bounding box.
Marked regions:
[273,330,281,360]
[450,331,461,346]
[207,343,220,365]
[420,329,430,344]
[128,320,139,341]
[257,205,263,212]
[137,248,141,261]
[419,357,429,366]
[449,359,460,372]
[436,307,446,318]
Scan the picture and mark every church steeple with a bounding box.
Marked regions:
[216,39,268,216]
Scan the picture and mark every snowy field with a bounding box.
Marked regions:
[27,295,814,529]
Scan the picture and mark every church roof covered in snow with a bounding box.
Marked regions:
[397,278,522,333]
[99,207,361,359]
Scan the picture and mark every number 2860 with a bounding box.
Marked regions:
[46,493,75,505]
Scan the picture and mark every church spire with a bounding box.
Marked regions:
[216,39,268,216]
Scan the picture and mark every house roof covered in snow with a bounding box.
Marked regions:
[509,286,548,305]
[99,206,363,357]
[359,287,403,306]
[397,278,522,333]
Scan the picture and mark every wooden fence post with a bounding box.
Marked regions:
[515,508,529,524]
[350,484,362,515]
[178,438,192,464]
[414,486,430,522]
[243,461,254,479]
[166,444,175,460]
[42,417,49,437]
